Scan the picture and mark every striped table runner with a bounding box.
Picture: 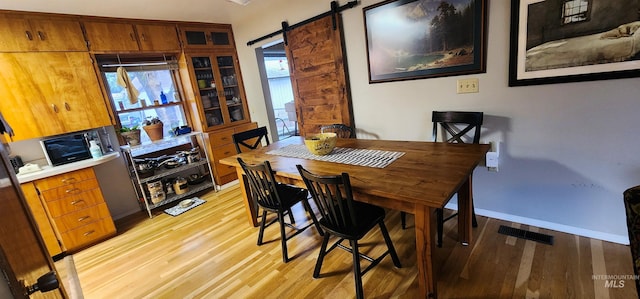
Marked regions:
[267,144,405,168]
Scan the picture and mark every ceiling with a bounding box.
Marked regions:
[0,0,268,24]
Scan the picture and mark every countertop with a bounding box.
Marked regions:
[16,152,120,184]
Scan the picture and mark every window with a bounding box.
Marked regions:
[562,0,590,24]
[99,55,189,144]
[260,41,296,139]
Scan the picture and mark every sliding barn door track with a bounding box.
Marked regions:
[498,225,554,245]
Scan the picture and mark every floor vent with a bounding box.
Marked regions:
[498,225,554,245]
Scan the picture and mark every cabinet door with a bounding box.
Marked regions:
[0,14,37,51]
[0,13,86,52]
[136,23,181,52]
[49,54,112,133]
[214,53,248,125]
[0,52,111,140]
[184,52,249,132]
[83,21,139,52]
[20,183,63,257]
[189,54,223,130]
[180,25,234,50]
[28,17,87,51]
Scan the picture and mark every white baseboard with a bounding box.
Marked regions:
[445,203,629,245]
[217,180,239,190]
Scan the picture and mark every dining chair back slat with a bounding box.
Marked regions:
[320,124,354,138]
[233,126,270,153]
[432,111,483,144]
[238,158,322,263]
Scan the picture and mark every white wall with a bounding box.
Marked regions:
[231,0,640,244]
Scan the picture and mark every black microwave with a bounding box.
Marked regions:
[41,133,92,166]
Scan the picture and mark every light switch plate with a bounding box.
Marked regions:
[457,78,479,93]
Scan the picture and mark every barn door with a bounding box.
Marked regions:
[284,14,353,137]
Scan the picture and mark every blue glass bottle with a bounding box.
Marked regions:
[160,91,168,104]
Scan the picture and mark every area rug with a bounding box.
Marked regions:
[266,144,405,168]
[164,197,206,217]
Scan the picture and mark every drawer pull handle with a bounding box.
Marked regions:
[70,200,85,205]
[66,188,81,194]
[37,31,45,41]
[83,230,95,237]
[25,31,33,40]
[64,102,70,111]
[61,178,77,184]
[77,216,90,222]
[52,104,59,113]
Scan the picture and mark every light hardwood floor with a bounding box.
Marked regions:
[55,184,638,298]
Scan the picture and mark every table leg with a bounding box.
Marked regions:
[236,168,258,227]
[415,205,436,298]
[457,174,473,245]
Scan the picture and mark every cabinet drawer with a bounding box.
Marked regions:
[216,162,236,178]
[45,188,105,217]
[211,143,237,161]
[209,128,235,147]
[34,168,96,191]
[54,203,111,233]
[218,172,238,185]
[235,122,258,133]
[212,143,237,177]
[39,178,100,202]
[60,217,116,252]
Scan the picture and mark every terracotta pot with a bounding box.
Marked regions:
[143,123,164,141]
[120,130,141,146]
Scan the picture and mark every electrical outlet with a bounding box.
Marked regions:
[456,78,479,94]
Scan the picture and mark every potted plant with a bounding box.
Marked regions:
[143,117,164,141]
[119,125,141,146]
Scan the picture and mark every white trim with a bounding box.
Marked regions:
[445,203,629,245]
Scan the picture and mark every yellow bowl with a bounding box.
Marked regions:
[304,132,337,155]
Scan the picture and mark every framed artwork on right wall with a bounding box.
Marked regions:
[509,0,640,86]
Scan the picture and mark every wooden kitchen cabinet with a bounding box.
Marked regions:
[181,51,250,131]
[20,183,63,257]
[179,24,235,50]
[83,20,180,52]
[32,168,116,253]
[0,52,111,141]
[136,23,181,52]
[207,122,257,185]
[0,12,87,52]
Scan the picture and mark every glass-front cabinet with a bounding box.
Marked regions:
[188,52,249,131]
[180,25,235,50]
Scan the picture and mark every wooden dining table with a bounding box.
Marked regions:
[219,136,490,298]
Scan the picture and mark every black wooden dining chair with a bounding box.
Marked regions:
[320,123,354,138]
[238,158,322,263]
[296,165,401,299]
[401,111,483,247]
[233,126,271,219]
[232,126,270,153]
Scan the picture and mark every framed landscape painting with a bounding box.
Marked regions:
[363,0,487,83]
[509,0,640,86]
